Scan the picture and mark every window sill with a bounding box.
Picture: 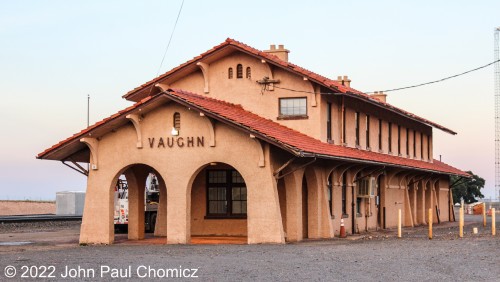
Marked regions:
[327,139,334,144]
[366,147,371,151]
[342,213,349,219]
[204,215,247,220]
[277,115,309,120]
[356,213,363,218]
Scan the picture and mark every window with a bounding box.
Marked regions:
[413,130,417,158]
[228,67,233,79]
[173,112,181,133]
[342,108,347,144]
[427,135,431,160]
[406,128,409,156]
[397,125,401,155]
[207,170,247,217]
[388,122,392,153]
[246,67,251,79]
[236,64,243,78]
[366,115,370,149]
[356,197,362,215]
[327,182,333,216]
[279,97,307,117]
[342,174,347,215]
[355,112,360,146]
[327,102,332,141]
[378,119,382,151]
[421,132,424,159]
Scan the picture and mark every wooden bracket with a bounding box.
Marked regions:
[196,62,210,93]
[250,134,265,167]
[201,114,215,147]
[80,137,99,170]
[126,114,143,148]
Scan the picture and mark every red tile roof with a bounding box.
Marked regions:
[166,89,467,177]
[38,88,467,177]
[123,38,456,135]
[36,96,154,159]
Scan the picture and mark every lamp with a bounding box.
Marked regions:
[171,127,179,136]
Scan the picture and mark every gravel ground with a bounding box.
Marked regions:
[0,218,498,281]
[0,221,81,234]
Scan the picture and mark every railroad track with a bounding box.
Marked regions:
[0,214,82,223]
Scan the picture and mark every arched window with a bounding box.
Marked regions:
[246,67,251,79]
[236,64,243,78]
[173,112,181,135]
[228,67,233,79]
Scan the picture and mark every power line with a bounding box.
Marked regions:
[369,59,500,93]
[155,0,185,77]
[270,59,500,95]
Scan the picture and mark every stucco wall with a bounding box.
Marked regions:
[80,102,284,244]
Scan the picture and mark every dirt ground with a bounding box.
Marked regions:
[0,200,55,216]
[0,217,498,281]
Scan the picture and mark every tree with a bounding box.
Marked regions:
[451,171,485,204]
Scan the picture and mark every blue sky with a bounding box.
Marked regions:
[1,0,499,200]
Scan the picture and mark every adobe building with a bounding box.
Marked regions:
[38,39,468,244]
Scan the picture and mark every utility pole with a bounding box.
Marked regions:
[87,94,90,127]
[495,27,500,202]
[87,94,90,174]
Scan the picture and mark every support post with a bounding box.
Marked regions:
[428,208,432,239]
[397,209,402,238]
[493,208,496,236]
[483,203,487,227]
[459,207,463,238]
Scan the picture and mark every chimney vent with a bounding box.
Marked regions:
[337,75,352,88]
[264,44,290,62]
[371,91,387,103]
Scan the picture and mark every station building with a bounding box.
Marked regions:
[38,39,468,244]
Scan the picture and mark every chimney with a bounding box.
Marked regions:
[337,75,352,88]
[264,44,290,62]
[371,91,387,103]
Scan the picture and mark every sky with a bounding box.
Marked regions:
[0,0,499,200]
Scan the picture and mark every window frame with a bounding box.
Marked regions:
[341,174,347,216]
[327,102,332,141]
[228,67,233,79]
[366,114,370,149]
[397,125,401,155]
[278,97,308,119]
[246,67,251,79]
[388,122,393,153]
[173,112,181,133]
[205,169,247,219]
[355,112,360,147]
[378,119,382,151]
[236,64,243,79]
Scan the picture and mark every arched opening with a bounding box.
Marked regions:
[228,67,233,79]
[246,67,251,79]
[301,175,308,239]
[277,177,287,240]
[112,164,167,244]
[236,64,243,78]
[190,162,247,243]
[173,112,181,135]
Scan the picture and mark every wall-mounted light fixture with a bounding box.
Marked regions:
[171,127,179,136]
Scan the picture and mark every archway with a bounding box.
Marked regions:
[301,175,308,239]
[189,162,248,243]
[277,177,287,241]
[111,163,167,243]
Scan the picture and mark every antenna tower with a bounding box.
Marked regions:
[495,27,500,201]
